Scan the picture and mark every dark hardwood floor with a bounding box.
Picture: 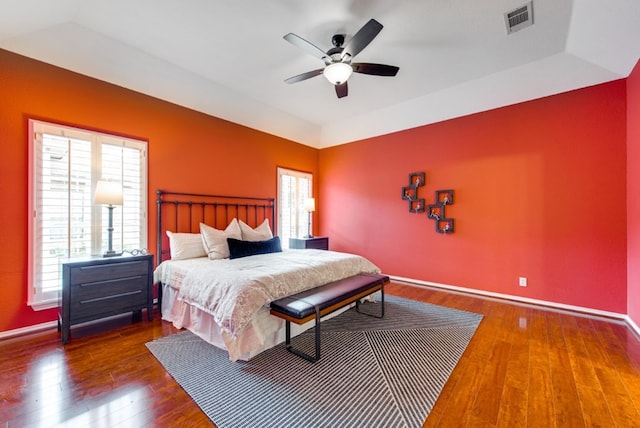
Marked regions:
[1,282,640,427]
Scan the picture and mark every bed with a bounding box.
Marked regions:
[154,190,381,361]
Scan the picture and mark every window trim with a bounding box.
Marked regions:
[28,119,148,310]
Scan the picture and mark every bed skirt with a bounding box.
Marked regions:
[160,283,350,361]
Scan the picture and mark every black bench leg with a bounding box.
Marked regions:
[285,306,321,363]
[356,287,385,318]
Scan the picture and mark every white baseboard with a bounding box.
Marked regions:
[390,275,640,337]
[625,315,640,338]
[0,321,58,341]
[3,280,639,342]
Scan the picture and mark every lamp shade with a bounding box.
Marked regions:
[323,62,353,85]
[303,198,316,212]
[94,180,123,206]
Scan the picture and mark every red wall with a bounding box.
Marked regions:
[0,46,634,334]
[319,80,628,313]
[628,60,640,325]
[0,49,318,332]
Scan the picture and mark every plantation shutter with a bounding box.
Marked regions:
[30,120,148,309]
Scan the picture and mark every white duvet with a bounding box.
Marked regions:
[154,249,380,339]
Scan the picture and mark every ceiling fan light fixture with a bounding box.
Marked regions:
[324,62,353,85]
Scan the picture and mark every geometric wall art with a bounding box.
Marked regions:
[427,189,454,234]
[401,172,425,213]
[402,171,455,233]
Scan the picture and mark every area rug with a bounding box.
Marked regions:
[146,295,483,428]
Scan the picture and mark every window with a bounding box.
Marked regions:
[277,167,313,249]
[29,120,148,309]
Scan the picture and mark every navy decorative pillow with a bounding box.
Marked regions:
[227,236,282,259]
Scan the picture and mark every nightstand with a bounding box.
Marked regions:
[289,236,329,250]
[58,254,154,344]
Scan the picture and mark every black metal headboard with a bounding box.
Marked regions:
[156,190,276,265]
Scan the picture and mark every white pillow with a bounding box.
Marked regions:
[166,231,207,260]
[239,218,273,241]
[200,219,242,260]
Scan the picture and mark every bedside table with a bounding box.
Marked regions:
[289,236,329,250]
[58,254,154,344]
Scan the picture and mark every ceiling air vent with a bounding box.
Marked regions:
[505,1,534,34]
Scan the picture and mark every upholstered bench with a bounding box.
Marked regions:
[270,273,388,362]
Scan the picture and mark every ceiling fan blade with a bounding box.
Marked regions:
[285,69,324,84]
[352,63,399,76]
[283,33,328,61]
[335,82,348,98]
[340,18,383,60]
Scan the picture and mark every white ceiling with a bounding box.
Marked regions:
[1,0,640,148]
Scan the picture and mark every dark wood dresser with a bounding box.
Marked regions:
[289,236,329,250]
[58,254,154,344]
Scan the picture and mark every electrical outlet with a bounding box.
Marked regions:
[519,277,527,287]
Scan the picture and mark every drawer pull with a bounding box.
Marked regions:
[79,261,143,270]
[79,276,142,287]
[79,290,143,304]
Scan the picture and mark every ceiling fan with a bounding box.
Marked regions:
[283,18,399,99]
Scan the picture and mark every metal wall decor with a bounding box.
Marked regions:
[402,172,455,234]
[401,172,425,213]
[427,188,454,234]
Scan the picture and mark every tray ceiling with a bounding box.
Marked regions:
[1,0,639,148]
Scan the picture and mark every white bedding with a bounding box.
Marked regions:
[154,249,380,360]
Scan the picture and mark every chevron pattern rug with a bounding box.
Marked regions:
[146,295,482,428]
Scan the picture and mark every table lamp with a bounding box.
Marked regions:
[304,197,315,238]
[94,180,123,257]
